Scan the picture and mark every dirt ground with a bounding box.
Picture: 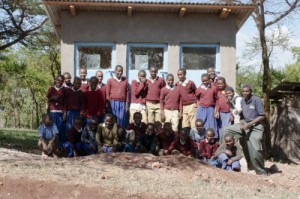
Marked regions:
[0,148,299,199]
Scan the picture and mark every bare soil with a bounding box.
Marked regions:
[0,148,299,199]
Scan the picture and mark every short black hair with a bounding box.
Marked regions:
[178,68,186,75]
[133,112,142,118]
[201,73,209,79]
[138,69,146,75]
[166,73,174,80]
[205,128,215,136]
[115,65,123,71]
[224,86,234,92]
[63,72,71,77]
[90,76,98,83]
[73,76,82,83]
[217,76,226,84]
[242,84,252,92]
[224,133,234,141]
[163,122,172,129]
[147,123,155,129]
[195,119,204,124]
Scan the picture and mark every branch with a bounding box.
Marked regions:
[0,18,48,50]
[266,0,300,27]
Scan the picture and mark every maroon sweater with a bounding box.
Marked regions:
[127,122,147,139]
[157,131,177,150]
[146,77,166,103]
[80,81,90,93]
[85,90,105,118]
[160,86,182,110]
[195,84,217,107]
[176,80,197,106]
[47,86,65,111]
[216,91,231,113]
[199,139,219,159]
[64,88,85,114]
[168,137,197,156]
[106,77,129,102]
[67,127,82,149]
[131,80,148,104]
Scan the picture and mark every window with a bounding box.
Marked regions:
[127,43,168,70]
[180,44,219,70]
[75,42,115,72]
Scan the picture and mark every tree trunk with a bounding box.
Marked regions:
[258,0,272,158]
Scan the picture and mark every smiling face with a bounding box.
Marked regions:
[146,125,155,136]
[177,70,186,82]
[180,130,188,142]
[150,67,158,79]
[217,79,226,91]
[104,116,114,129]
[166,75,174,87]
[242,86,252,99]
[225,136,234,149]
[55,76,64,88]
[201,76,209,87]
[133,113,142,126]
[205,130,214,143]
[225,90,234,100]
[207,67,216,80]
[138,71,146,82]
[74,119,83,130]
[195,121,204,133]
[115,66,123,79]
[64,74,71,84]
[79,69,87,80]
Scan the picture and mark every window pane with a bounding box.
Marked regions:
[78,46,112,70]
[182,47,216,70]
[130,47,164,70]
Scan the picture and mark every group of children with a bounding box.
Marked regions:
[38,65,243,172]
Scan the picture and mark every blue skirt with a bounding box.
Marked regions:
[110,100,126,128]
[196,106,218,138]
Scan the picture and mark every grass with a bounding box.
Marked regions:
[0,128,39,154]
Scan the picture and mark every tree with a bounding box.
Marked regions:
[0,0,47,51]
[233,0,300,157]
[284,47,300,82]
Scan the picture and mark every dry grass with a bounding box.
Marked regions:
[0,149,299,199]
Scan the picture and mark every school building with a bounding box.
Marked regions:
[43,0,254,87]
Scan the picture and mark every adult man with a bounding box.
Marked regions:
[222,84,267,175]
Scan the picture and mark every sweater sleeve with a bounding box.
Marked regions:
[160,89,165,110]
[97,90,105,117]
[199,140,206,158]
[213,143,226,159]
[229,144,243,162]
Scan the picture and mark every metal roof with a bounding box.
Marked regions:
[270,82,300,99]
[43,0,255,38]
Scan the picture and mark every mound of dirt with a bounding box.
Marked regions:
[0,148,299,198]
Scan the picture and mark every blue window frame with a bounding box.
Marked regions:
[180,43,220,87]
[74,42,116,79]
[180,43,220,72]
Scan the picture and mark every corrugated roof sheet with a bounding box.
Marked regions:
[43,0,251,6]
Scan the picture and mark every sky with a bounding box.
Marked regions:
[236,12,300,70]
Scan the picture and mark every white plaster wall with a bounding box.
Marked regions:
[60,11,236,87]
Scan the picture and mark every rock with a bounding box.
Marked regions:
[269,164,279,173]
[151,162,161,169]
[268,179,275,186]
[0,182,3,186]
[256,188,261,192]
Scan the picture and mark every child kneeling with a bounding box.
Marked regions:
[38,114,59,157]
[212,134,242,172]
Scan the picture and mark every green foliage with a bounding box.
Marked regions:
[284,47,300,82]
[0,128,38,154]
[0,46,54,129]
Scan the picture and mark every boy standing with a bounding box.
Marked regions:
[146,66,166,123]
[160,73,182,131]
[176,69,197,128]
